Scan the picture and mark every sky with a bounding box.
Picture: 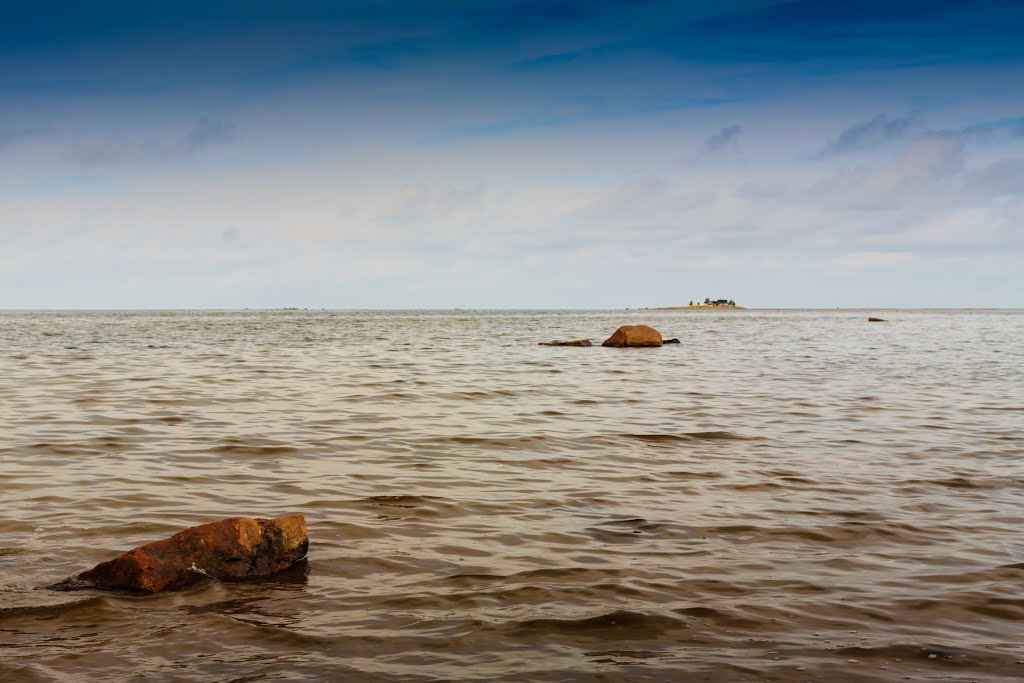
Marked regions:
[1,0,1023,308]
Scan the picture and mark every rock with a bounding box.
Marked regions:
[601,325,662,348]
[663,338,681,344]
[538,339,592,347]
[53,515,308,593]
[868,317,886,322]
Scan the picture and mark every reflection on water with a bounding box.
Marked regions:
[1,309,1023,681]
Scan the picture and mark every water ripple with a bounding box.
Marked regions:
[1,308,1023,681]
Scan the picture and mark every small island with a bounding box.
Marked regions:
[646,298,745,310]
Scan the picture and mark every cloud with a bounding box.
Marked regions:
[65,117,237,165]
[639,0,1024,71]
[508,50,582,71]
[700,124,742,156]
[222,226,241,244]
[813,137,964,210]
[181,117,237,155]
[695,0,962,35]
[815,250,919,270]
[561,177,714,240]
[862,137,963,189]
[484,0,656,30]
[432,96,734,142]
[0,126,47,150]
[817,114,917,158]
[964,158,1024,196]
[365,183,490,244]
[939,116,1024,144]
[817,114,1024,158]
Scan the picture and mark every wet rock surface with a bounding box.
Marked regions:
[602,324,663,347]
[52,515,308,593]
[538,339,592,347]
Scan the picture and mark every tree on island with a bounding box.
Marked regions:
[704,297,710,305]
[689,300,693,306]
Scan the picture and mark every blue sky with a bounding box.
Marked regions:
[1,0,1022,308]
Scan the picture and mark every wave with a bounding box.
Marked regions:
[617,431,758,442]
[507,610,689,640]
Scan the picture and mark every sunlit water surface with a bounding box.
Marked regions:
[1,309,1022,682]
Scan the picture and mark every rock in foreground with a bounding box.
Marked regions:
[602,325,663,348]
[55,515,308,593]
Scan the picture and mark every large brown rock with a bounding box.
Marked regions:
[55,515,308,593]
[602,325,663,347]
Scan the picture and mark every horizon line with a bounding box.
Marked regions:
[2,307,1023,312]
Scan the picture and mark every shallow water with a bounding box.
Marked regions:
[1,309,1022,682]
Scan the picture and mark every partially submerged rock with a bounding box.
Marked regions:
[538,339,592,347]
[602,325,663,348]
[868,317,886,322]
[663,338,681,344]
[52,515,308,593]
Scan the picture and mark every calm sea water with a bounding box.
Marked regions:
[1,309,1022,682]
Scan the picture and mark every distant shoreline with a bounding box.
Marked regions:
[643,305,747,310]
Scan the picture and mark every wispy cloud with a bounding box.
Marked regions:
[817,114,917,158]
[180,117,236,154]
[811,137,964,211]
[816,114,1024,159]
[372,183,486,241]
[695,0,962,35]
[65,117,237,166]
[815,250,919,270]
[563,177,714,240]
[964,157,1024,196]
[0,126,47,150]
[431,96,734,142]
[507,50,582,71]
[700,124,742,156]
[939,116,1024,143]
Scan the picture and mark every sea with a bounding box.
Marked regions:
[1,309,1022,682]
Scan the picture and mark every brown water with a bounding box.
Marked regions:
[1,309,1022,682]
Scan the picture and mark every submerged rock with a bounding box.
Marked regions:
[538,339,592,347]
[601,325,662,348]
[868,317,886,322]
[52,515,308,593]
[663,338,681,344]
